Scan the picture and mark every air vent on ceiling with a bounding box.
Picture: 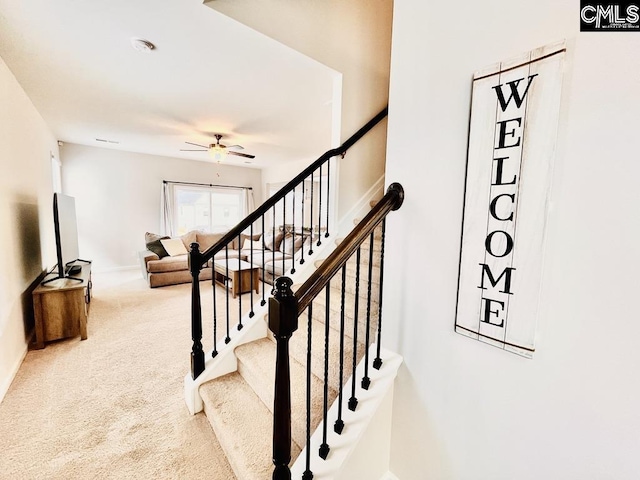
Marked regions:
[131,38,156,53]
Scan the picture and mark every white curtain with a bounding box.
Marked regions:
[243,187,259,234]
[243,188,255,217]
[160,182,175,237]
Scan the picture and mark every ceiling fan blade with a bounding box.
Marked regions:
[228,151,256,159]
[226,144,244,150]
[180,149,207,152]
[185,141,208,148]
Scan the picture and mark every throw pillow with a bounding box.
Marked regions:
[161,238,189,256]
[279,234,305,256]
[263,229,285,251]
[180,230,198,250]
[196,232,224,251]
[145,232,170,258]
[242,238,263,250]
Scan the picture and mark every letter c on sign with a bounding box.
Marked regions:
[489,193,515,222]
[581,5,596,23]
[485,230,514,258]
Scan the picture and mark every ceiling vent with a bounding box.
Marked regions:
[130,38,155,53]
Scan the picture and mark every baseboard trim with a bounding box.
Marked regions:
[0,341,28,404]
[92,265,138,274]
[380,471,400,480]
[1,268,49,403]
[336,175,384,237]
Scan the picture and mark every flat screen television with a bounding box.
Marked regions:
[44,193,86,284]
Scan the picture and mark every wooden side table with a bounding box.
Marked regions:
[213,259,260,298]
[32,263,92,349]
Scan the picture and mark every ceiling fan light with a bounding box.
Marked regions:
[209,144,228,162]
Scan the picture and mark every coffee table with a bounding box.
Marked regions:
[213,259,260,298]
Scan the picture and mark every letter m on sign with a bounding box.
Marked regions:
[454,41,566,358]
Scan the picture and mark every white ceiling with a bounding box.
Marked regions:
[0,0,338,168]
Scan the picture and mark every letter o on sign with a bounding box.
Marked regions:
[485,230,514,258]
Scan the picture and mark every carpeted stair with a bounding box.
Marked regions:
[199,224,383,480]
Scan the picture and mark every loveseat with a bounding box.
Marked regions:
[139,229,309,288]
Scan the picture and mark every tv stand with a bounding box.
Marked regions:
[32,262,92,349]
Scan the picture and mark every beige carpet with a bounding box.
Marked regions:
[0,269,250,480]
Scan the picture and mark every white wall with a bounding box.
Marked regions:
[204,0,392,221]
[60,144,262,271]
[384,1,640,479]
[0,56,58,401]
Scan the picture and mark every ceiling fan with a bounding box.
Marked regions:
[180,134,256,160]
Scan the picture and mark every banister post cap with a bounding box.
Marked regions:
[188,242,203,275]
[387,182,405,211]
[269,277,298,338]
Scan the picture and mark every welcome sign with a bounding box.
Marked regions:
[455,41,565,358]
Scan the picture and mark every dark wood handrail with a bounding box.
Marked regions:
[197,107,389,264]
[295,183,404,312]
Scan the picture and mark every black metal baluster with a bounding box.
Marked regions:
[261,214,266,306]
[319,284,330,460]
[374,220,386,369]
[362,232,375,390]
[282,194,286,277]
[225,245,231,344]
[291,186,296,274]
[317,165,323,247]
[325,159,330,238]
[238,234,243,331]
[334,265,346,434]
[349,247,361,410]
[272,205,276,285]
[249,224,255,318]
[309,173,314,256]
[303,304,313,480]
[300,180,306,266]
[212,264,218,358]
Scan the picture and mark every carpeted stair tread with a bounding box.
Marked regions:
[235,339,337,449]
[309,302,379,348]
[303,271,381,339]
[280,315,368,394]
[200,371,301,480]
[312,277,381,316]
[312,261,382,294]
[316,247,383,270]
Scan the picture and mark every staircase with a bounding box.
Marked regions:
[182,109,405,479]
[198,226,383,478]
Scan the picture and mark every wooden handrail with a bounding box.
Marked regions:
[295,182,404,312]
[197,107,389,264]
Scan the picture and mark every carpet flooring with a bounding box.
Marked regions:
[0,269,246,480]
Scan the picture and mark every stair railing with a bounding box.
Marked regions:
[269,182,404,479]
[189,107,388,380]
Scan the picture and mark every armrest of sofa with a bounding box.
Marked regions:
[139,250,159,279]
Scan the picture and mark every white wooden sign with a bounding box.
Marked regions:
[455,41,565,358]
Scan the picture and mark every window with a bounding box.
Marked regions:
[173,185,246,235]
[268,178,326,231]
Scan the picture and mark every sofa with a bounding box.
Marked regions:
[139,229,310,288]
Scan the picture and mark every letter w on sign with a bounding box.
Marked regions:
[492,74,539,112]
[454,41,566,358]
